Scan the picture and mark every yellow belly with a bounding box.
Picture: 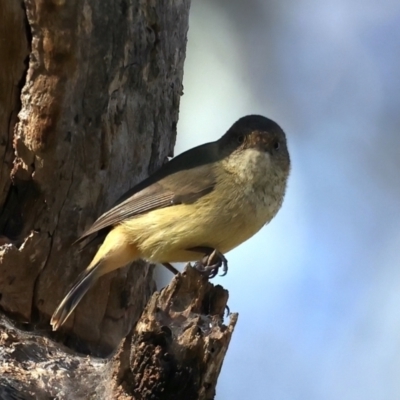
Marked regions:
[120,184,275,263]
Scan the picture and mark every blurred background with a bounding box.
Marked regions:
[159,1,400,399]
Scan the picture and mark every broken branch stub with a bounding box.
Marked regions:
[116,265,238,400]
[0,265,237,400]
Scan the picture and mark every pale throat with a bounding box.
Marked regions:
[226,148,272,185]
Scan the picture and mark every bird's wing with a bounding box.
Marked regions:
[77,145,220,242]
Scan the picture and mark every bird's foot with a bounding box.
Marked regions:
[191,247,228,279]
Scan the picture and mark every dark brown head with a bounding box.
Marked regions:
[219,115,290,174]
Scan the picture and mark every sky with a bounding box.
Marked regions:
[158,1,400,399]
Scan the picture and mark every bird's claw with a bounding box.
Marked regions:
[194,249,228,279]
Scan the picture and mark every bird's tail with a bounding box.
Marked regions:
[50,262,101,331]
[51,226,140,331]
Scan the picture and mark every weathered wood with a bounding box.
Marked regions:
[0,1,30,224]
[124,265,237,400]
[1,0,239,398]
[0,266,237,400]
[0,0,189,355]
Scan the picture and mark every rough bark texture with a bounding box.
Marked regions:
[0,1,30,233]
[0,0,238,398]
[0,0,189,354]
[0,266,237,399]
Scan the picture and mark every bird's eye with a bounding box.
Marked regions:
[273,141,280,150]
[237,134,245,144]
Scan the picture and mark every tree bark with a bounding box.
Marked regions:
[0,0,237,398]
[0,266,237,399]
[0,0,189,354]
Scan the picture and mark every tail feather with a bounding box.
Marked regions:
[50,262,101,331]
[51,226,139,331]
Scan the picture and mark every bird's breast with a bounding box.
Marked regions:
[123,154,287,262]
[219,149,287,222]
[202,165,285,253]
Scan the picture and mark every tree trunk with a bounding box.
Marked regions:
[0,266,237,399]
[0,0,237,398]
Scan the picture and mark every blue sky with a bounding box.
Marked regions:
[158,1,400,399]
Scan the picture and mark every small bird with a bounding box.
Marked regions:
[51,115,291,330]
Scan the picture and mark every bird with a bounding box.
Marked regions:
[50,114,291,330]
